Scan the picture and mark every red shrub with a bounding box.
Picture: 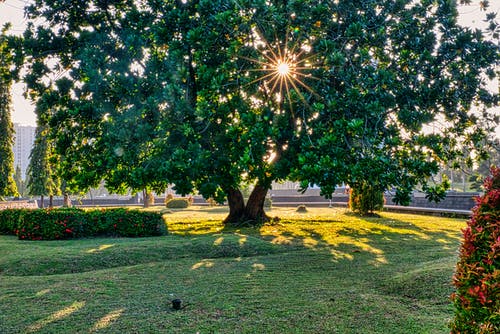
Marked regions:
[450,167,500,333]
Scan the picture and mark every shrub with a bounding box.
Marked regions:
[165,193,174,203]
[264,196,272,208]
[450,167,500,333]
[0,208,30,235]
[296,205,307,213]
[349,182,385,215]
[206,198,217,207]
[94,208,167,237]
[17,208,87,240]
[166,198,190,209]
[12,207,167,240]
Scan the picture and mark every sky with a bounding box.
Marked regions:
[1,0,500,127]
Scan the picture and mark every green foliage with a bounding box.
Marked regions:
[16,207,87,240]
[26,124,61,198]
[22,0,499,223]
[349,183,385,215]
[5,208,167,240]
[13,165,26,197]
[166,198,190,209]
[0,25,19,198]
[450,167,500,333]
[86,208,168,238]
[0,208,28,235]
[469,141,500,192]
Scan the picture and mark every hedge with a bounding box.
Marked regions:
[0,208,30,235]
[0,207,167,240]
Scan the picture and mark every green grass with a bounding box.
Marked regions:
[0,207,465,333]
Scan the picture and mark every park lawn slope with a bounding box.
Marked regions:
[0,208,465,333]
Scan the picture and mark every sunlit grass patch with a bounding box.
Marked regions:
[0,208,466,333]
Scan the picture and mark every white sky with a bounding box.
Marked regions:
[0,0,499,126]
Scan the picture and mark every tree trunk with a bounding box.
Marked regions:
[223,188,245,225]
[143,189,155,208]
[142,189,149,208]
[148,192,155,206]
[243,183,270,224]
[49,195,53,208]
[40,195,44,208]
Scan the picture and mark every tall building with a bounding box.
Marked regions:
[13,124,36,180]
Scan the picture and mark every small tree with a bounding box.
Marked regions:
[0,24,20,200]
[349,182,385,216]
[450,167,500,333]
[13,165,25,197]
[26,125,60,207]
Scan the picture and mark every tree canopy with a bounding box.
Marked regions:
[22,0,499,223]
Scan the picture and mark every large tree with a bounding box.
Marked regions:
[0,24,21,199]
[23,0,498,224]
[291,0,499,205]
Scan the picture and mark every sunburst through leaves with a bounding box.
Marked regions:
[244,28,319,109]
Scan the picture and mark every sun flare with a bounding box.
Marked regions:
[277,61,291,76]
[243,29,319,109]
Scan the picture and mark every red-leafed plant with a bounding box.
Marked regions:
[450,167,500,333]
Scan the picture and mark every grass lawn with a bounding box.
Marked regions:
[0,207,465,333]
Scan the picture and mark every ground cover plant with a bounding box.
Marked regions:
[0,207,465,333]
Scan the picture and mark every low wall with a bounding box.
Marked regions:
[270,190,478,211]
[387,192,479,211]
[0,200,39,210]
[25,191,479,212]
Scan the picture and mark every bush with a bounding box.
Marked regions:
[11,207,167,240]
[296,205,307,213]
[348,182,385,215]
[264,196,272,208]
[206,198,217,207]
[166,198,190,209]
[165,193,174,203]
[94,208,167,237]
[450,167,500,333]
[0,208,30,235]
[17,208,87,240]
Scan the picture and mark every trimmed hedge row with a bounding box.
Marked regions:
[0,208,26,235]
[0,207,167,240]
